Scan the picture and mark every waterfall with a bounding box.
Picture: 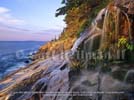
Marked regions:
[98,5,132,60]
[121,10,132,41]
[115,8,120,42]
[72,3,133,61]
[124,70,134,84]
[99,8,109,51]
[71,8,107,55]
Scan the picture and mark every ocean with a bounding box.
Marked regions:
[0,41,45,79]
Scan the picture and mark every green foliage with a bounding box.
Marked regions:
[118,37,127,47]
[88,0,112,24]
[118,36,134,51]
[77,21,89,37]
[71,59,84,70]
[55,6,67,17]
[56,0,112,39]
[117,36,134,62]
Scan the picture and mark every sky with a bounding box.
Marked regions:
[0,0,66,41]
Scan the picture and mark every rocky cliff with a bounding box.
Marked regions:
[0,0,134,100]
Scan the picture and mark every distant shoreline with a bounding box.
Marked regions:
[0,41,47,42]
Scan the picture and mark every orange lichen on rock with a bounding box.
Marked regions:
[35,37,77,59]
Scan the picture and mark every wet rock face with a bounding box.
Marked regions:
[0,1,134,100]
[42,69,69,100]
[124,70,134,84]
[115,0,134,14]
[31,77,49,91]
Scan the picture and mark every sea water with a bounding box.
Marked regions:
[0,41,45,79]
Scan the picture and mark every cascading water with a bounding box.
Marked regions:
[121,70,134,100]
[97,3,133,61]
[124,70,134,84]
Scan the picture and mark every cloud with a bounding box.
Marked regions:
[0,24,62,41]
[0,24,30,34]
[31,29,62,40]
[0,7,9,14]
[0,28,47,41]
[41,29,62,34]
[0,7,25,25]
[0,7,63,41]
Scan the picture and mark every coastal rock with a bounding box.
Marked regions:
[31,77,49,91]
[0,1,134,100]
[42,68,69,100]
